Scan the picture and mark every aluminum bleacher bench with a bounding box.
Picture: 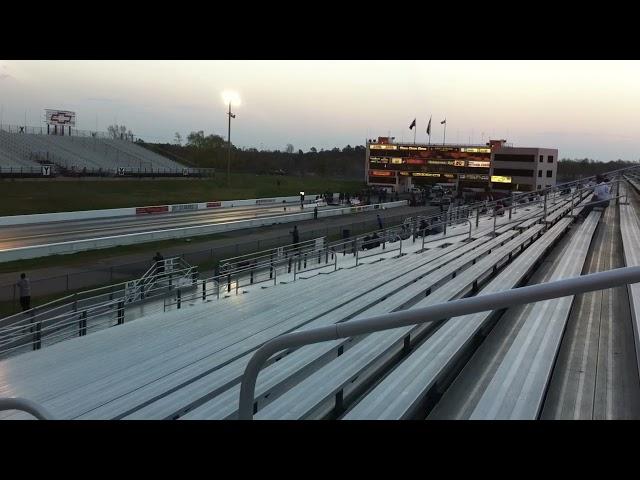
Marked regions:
[170,230,527,420]
[0,234,481,419]
[619,202,640,376]
[343,217,574,419]
[222,227,547,420]
[115,231,517,420]
[467,210,601,419]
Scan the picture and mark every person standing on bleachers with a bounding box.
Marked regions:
[18,273,31,311]
[377,214,384,230]
[153,252,165,275]
[580,175,611,220]
[593,177,611,208]
[291,226,300,251]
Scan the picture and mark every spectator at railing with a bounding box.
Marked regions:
[291,226,300,251]
[153,252,165,274]
[18,273,31,311]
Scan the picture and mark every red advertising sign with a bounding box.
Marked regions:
[207,201,222,208]
[406,158,425,165]
[135,205,169,215]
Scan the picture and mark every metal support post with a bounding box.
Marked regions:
[33,321,42,350]
[117,301,124,325]
[79,311,87,336]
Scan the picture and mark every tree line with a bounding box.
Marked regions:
[140,131,366,179]
[136,131,639,181]
[556,158,639,182]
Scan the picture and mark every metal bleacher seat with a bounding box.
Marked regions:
[0,235,476,419]
[619,200,640,375]
[174,231,529,420]
[101,138,183,170]
[89,233,507,420]
[0,130,185,172]
[248,226,548,420]
[466,210,601,419]
[343,217,574,419]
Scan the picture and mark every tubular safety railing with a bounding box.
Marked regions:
[238,265,640,419]
[0,258,197,357]
[164,186,599,310]
[0,397,54,420]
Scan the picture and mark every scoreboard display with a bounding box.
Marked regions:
[368,144,491,171]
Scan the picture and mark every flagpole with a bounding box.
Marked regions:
[443,120,447,146]
[413,121,416,145]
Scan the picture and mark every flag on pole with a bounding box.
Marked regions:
[426,116,432,136]
[441,118,446,125]
[409,119,416,130]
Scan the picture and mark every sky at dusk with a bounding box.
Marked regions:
[0,60,639,161]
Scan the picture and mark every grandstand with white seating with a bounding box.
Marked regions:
[0,125,190,175]
[2,169,640,420]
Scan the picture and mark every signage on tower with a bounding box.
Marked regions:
[45,109,76,126]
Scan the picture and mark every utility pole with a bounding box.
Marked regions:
[227,102,236,187]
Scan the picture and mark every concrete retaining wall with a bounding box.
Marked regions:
[0,194,320,226]
[0,201,407,262]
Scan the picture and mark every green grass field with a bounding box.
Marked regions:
[0,174,364,216]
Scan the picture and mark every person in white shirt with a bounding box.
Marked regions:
[580,175,611,220]
[593,179,611,205]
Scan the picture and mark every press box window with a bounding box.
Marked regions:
[547,155,554,163]
[546,170,553,178]
[538,170,542,177]
[539,155,543,163]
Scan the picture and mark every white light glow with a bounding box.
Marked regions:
[221,90,241,107]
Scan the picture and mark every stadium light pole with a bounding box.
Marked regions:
[222,90,241,187]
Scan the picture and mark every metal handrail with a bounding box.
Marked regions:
[356,233,403,266]
[220,238,324,267]
[172,193,584,309]
[0,272,194,334]
[416,217,473,251]
[488,190,593,235]
[218,247,324,278]
[0,269,191,331]
[0,397,54,420]
[238,265,640,419]
[0,265,198,356]
[0,257,189,324]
